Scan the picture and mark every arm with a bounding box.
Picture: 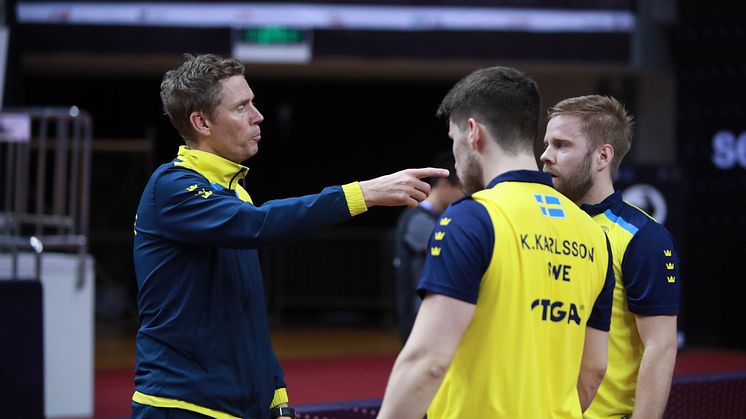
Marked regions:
[632,315,678,419]
[621,224,680,418]
[578,327,609,411]
[146,167,447,248]
[377,294,475,419]
[579,235,613,410]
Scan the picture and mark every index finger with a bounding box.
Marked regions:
[408,167,450,179]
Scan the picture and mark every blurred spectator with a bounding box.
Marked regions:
[393,150,461,343]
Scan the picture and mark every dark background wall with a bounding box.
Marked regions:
[3,0,746,348]
[672,1,746,348]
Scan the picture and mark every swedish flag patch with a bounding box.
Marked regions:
[534,194,565,219]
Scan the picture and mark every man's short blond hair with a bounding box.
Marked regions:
[160,54,245,144]
[548,95,634,175]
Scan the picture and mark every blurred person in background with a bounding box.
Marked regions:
[541,94,680,419]
[132,53,448,419]
[393,149,462,344]
[378,66,614,419]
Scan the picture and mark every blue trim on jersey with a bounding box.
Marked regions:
[486,170,553,189]
[582,191,679,316]
[603,209,639,235]
[417,199,494,304]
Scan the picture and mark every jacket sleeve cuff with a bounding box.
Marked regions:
[271,387,289,408]
[342,182,368,217]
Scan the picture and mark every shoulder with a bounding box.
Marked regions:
[437,197,494,242]
[621,204,678,264]
[617,200,661,231]
[629,220,677,252]
[151,162,209,189]
[442,196,491,225]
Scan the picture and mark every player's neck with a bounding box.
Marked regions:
[481,152,538,186]
[578,177,615,206]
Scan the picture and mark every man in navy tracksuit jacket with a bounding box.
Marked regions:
[132,54,447,419]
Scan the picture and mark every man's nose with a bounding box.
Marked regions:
[251,109,264,125]
[539,148,552,164]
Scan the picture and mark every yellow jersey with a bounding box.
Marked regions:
[581,192,680,419]
[418,170,614,419]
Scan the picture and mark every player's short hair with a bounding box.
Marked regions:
[160,54,245,143]
[437,66,540,155]
[547,95,634,175]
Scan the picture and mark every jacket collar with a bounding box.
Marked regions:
[486,170,553,189]
[174,146,249,190]
[579,191,622,216]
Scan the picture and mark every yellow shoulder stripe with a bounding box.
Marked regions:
[132,391,240,419]
[342,182,368,217]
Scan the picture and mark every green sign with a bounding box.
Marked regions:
[241,27,306,44]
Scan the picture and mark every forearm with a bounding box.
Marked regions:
[577,370,603,412]
[377,354,446,419]
[378,294,472,419]
[632,341,677,418]
[577,327,608,412]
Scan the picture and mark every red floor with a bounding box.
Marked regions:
[95,349,746,419]
[95,354,396,419]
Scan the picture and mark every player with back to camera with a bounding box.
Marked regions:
[378,66,615,419]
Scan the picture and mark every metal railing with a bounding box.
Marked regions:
[0,107,92,285]
[263,227,396,324]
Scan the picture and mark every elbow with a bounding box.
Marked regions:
[593,364,607,385]
[585,361,607,388]
[425,359,449,381]
[591,359,607,383]
[399,347,452,383]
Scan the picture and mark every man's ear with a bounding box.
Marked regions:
[189,111,211,137]
[466,117,483,150]
[596,144,615,172]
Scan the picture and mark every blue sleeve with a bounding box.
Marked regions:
[587,235,614,331]
[416,199,494,304]
[622,223,680,315]
[143,167,351,248]
[272,351,286,390]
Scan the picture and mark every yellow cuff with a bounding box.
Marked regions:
[341,182,368,217]
[271,387,289,408]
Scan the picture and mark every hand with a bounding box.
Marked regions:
[359,167,450,208]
